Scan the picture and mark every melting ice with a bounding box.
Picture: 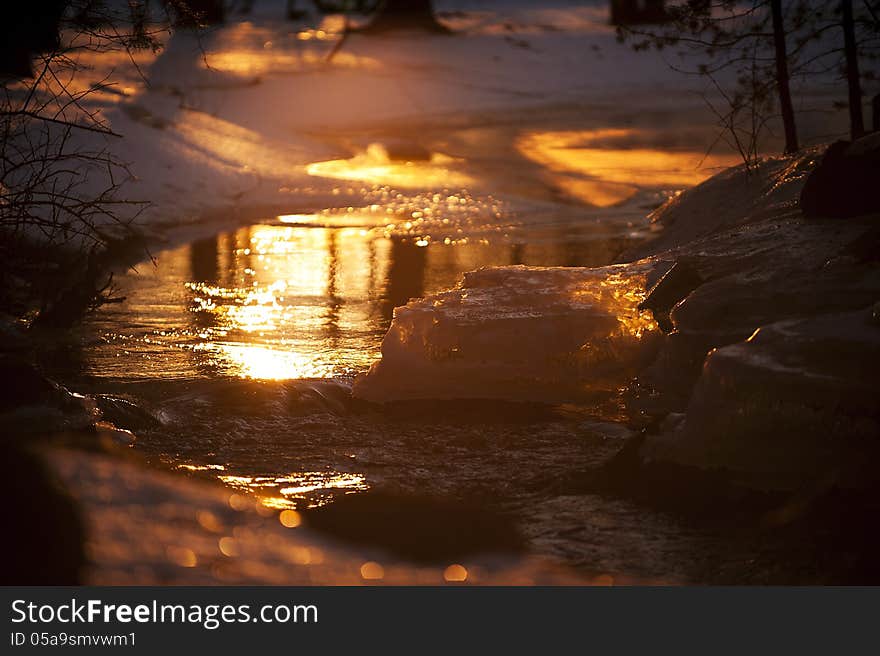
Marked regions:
[353,261,662,403]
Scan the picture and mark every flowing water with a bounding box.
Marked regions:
[64,205,649,503]
[25,5,832,581]
[43,130,794,582]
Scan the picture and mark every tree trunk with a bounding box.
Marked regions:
[841,0,865,139]
[0,1,65,78]
[873,94,880,132]
[168,0,225,28]
[610,0,668,26]
[770,0,799,153]
[360,0,448,34]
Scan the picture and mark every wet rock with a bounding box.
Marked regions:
[94,422,137,448]
[303,491,524,563]
[284,379,352,416]
[800,136,880,219]
[0,444,86,584]
[0,355,58,412]
[94,394,161,431]
[640,307,880,491]
[635,214,880,411]
[580,431,880,583]
[584,431,775,518]
[0,356,98,435]
[615,152,880,498]
[638,261,703,332]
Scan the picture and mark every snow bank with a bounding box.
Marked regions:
[28,0,846,249]
[621,144,880,491]
[49,448,585,584]
[641,307,880,491]
[353,262,663,403]
[623,150,818,260]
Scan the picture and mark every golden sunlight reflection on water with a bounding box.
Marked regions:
[197,18,377,76]
[205,48,380,76]
[174,223,390,380]
[306,143,474,189]
[517,129,743,207]
[89,216,642,383]
[220,472,368,509]
[81,209,650,507]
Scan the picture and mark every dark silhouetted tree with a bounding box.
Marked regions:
[166,0,226,27]
[610,0,668,26]
[841,0,865,138]
[0,1,189,327]
[619,1,802,163]
[359,0,448,34]
[770,0,799,152]
[620,1,880,162]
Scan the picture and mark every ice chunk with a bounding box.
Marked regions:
[353,263,662,403]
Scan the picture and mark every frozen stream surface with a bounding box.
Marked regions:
[44,204,824,585]
[31,0,860,583]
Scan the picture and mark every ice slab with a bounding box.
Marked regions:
[353,263,662,403]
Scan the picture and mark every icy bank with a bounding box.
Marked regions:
[641,307,880,491]
[627,142,880,491]
[352,151,823,405]
[623,151,817,260]
[635,212,880,491]
[355,141,880,494]
[353,263,662,403]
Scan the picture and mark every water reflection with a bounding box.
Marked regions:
[219,472,368,509]
[182,224,386,379]
[306,143,474,189]
[517,128,743,207]
[205,49,380,76]
[71,213,664,553]
[198,18,378,76]
[383,237,427,319]
[189,235,220,284]
[87,215,645,383]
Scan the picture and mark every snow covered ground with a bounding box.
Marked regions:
[16,1,877,585]
[60,0,849,246]
[48,447,592,584]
